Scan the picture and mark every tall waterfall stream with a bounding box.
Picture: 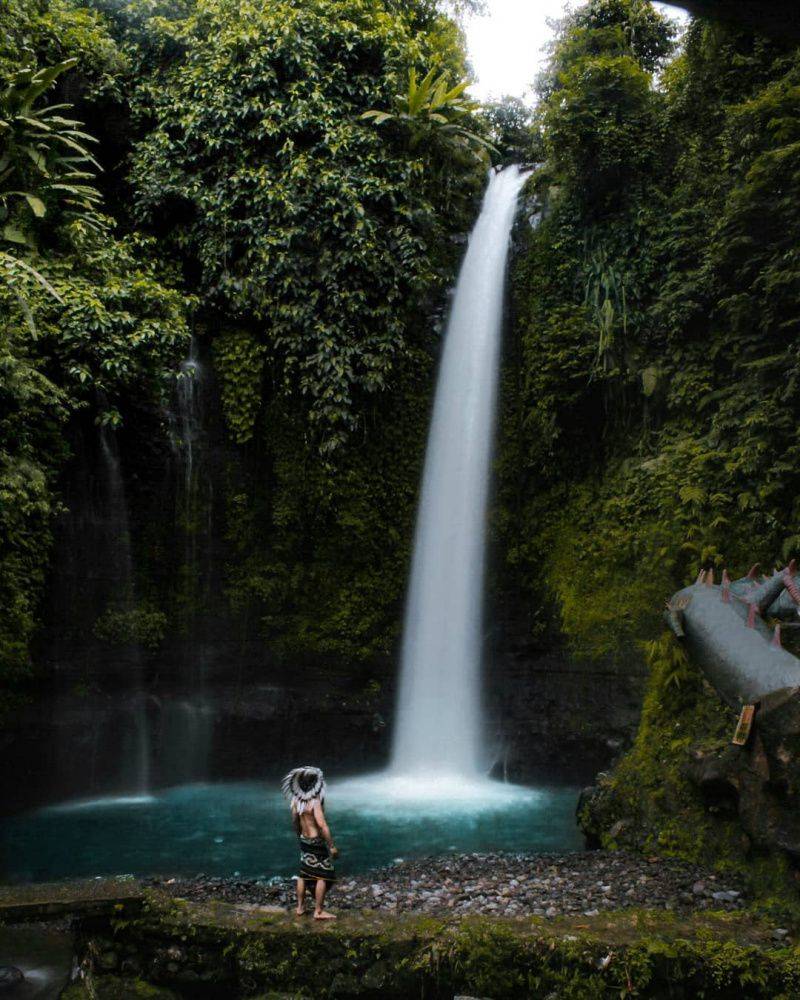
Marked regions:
[335,165,535,805]
[0,167,584,883]
[392,165,530,780]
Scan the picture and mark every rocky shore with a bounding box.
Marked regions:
[146,849,754,921]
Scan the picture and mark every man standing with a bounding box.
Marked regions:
[282,766,339,919]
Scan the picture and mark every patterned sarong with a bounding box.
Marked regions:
[299,835,336,883]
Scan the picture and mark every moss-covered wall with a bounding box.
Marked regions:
[497,5,800,666]
[486,0,800,884]
[64,895,800,999]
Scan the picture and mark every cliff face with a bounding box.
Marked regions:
[0,331,647,815]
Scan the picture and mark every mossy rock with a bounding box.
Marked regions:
[577,631,800,922]
[75,896,800,999]
[62,976,180,999]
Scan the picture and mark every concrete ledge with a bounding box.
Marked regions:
[0,879,144,923]
[67,892,800,998]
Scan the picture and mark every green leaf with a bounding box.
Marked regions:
[24,194,46,217]
[2,224,29,245]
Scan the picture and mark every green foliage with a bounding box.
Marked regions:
[0,227,190,694]
[74,897,800,999]
[578,630,738,860]
[221,349,430,661]
[0,0,485,699]
[479,95,536,163]
[499,5,800,885]
[62,975,179,999]
[94,603,168,650]
[362,63,494,157]
[543,475,677,661]
[128,0,483,453]
[0,57,103,250]
[211,328,267,445]
[4,232,191,416]
[0,54,106,333]
[570,0,676,72]
[540,51,664,211]
[0,7,192,703]
[501,6,800,664]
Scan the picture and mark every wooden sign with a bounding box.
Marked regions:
[732,704,756,746]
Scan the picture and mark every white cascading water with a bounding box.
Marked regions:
[390,165,529,782]
[335,167,531,809]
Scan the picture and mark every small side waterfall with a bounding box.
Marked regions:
[98,426,151,794]
[391,166,529,781]
[163,335,213,785]
[173,336,202,503]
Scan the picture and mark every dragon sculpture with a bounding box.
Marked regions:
[580,561,800,857]
[665,561,800,711]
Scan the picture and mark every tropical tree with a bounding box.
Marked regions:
[0,57,103,322]
[362,64,495,158]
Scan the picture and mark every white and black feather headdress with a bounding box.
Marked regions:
[281,765,326,813]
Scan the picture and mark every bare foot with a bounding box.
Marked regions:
[295,908,306,916]
[314,910,336,920]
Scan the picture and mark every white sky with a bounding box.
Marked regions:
[463,1,690,104]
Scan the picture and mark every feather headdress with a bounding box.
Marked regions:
[281,765,326,814]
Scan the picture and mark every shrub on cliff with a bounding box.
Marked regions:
[501,5,800,662]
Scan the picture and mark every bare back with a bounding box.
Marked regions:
[293,799,329,841]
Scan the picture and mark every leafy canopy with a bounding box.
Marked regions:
[362,64,495,157]
[0,56,104,325]
[130,0,483,452]
[501,2,800,669]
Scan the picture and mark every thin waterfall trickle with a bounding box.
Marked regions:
[174,336,202,501]
[98,425,151,794]
[391,166,529,780]
[164,335,213,785]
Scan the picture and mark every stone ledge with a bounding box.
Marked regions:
[68,892,800,998]
[0,878,144,923]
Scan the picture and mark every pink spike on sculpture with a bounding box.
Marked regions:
[705,568,714,586]
[665,554,800,711]
[785,571,800,608]
[747,564,760,580]
[696,568,706,585]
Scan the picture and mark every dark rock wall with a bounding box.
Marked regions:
[0,340,647,816]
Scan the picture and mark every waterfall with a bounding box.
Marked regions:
[164,335,213,785]
[174,336,202,501]
[98,426,151,794]
[391,166,529,780]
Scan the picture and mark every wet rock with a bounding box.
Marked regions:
[153,849,748,921]
[98,950,118,971]
[0,967,24,992]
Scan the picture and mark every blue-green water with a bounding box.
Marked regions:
[0,779,582,883]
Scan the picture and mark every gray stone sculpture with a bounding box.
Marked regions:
[665,561,800,709]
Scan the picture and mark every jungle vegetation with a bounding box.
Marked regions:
[0,0,490,705]
[2,0,800,748]
[493,0,800,873]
